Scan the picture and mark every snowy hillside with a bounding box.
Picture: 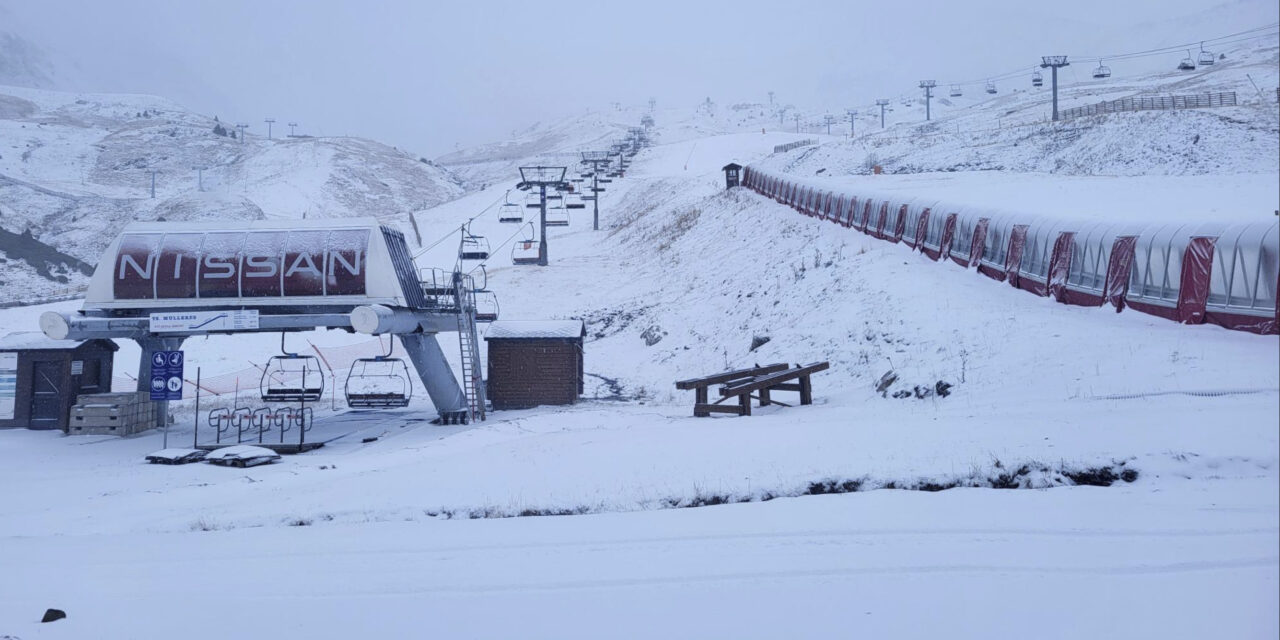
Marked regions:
[0,84,465,302]
[436,101,788,188]
[758,36,1280,178]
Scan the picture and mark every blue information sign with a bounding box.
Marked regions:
[149,350,184,401]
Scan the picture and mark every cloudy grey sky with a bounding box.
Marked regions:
[2,0,1276,156]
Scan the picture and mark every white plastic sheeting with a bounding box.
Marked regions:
[741,166,1278,335]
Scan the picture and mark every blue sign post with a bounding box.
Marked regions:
[150,350,184,402]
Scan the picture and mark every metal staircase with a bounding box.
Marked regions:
[452,271,486,423]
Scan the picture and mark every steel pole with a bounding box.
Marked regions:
[538,184,548,266]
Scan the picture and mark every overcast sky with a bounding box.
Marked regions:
[2,0,1276,157]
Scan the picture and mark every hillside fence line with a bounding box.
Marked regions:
[1061,91,1237,120]
[739,165,1278,336]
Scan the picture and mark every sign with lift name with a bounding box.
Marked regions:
[149,350,184,401]
[150,310,260,333]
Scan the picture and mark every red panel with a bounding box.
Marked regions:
[325,229,370,296]
[283,230,326,296]
[1047,231,1076,302]
[968,218,989,269]
[843,196,857,227]
[857,201,873,232]
[1127,299,1179,321]
[155,233,202,299]
[874,202,889,239]
[1016,275,1048,297]
[939,213,958,262]
[1060,288,1104,307]
[1176,236,1216,325]
[912,208,931,250]
[977,263,1006,281]
[240,231,286,297]
[1005,224,1029,287]
[1204,310,1279,335]
[113,234,162,300]
[1104,236,1137,312]
[891,205,907,242]
[197,232,245,298]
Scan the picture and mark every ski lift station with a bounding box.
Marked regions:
[30,217,581,449]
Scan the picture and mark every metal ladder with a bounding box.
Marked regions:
[452,271,486,423]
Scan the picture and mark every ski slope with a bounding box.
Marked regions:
[1,114,1277,638]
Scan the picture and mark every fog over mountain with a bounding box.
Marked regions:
[2,0,1275,157]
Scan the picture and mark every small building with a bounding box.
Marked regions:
[0,332,118,430]
[484,320,585,410]
[722,163,742,189]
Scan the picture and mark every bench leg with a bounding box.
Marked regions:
[759,388,770,406]
[739,393,751,416]
[694,387,709,417]
[799,375,812,405]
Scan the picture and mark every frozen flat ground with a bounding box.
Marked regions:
[1,127,1278,637]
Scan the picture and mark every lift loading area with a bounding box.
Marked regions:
[38,218,493,452]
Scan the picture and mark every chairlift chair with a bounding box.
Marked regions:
[1178,50,1196,71]
[511,224,541,265]
[565,193,587,210]
[1197,43,1215,66]
[985,81,997,94]
[949,84,962,97]
[1092,61,1111,79]
[524,193,542,209]
[260,334,325,403]
[498,191,522,223]
[473,290,499,322]
[498,202,522,223]
[546,201,570,227]
[459,227,490,261]
[344,338,412,409]
[1031,70,1043,87]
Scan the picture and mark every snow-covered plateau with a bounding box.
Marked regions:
[0,24,1277,640]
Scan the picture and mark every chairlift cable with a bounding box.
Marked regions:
[931,23,1276,89]
[410,186,516,260]
[466,221,538,276]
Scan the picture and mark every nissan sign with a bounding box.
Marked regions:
[112,229,369,300]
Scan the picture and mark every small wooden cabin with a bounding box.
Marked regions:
[484,320,585,410]
[0,332,117,430]
[722,163,742,189]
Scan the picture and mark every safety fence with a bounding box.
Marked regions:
[773,139,816,154]
[739,166,1279,335]
[1061,91,1237,120]
[111,337,401,401]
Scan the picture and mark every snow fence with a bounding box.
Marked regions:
[741,166,1279,335]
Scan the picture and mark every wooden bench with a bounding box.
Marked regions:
[675,361,829,417]
[676,363,787,417]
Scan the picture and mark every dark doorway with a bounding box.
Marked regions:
[30,361,65,430]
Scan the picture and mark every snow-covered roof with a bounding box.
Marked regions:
[0,331,107,351]
[484,320,585,340]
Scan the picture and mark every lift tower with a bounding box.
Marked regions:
[516,166,568,266]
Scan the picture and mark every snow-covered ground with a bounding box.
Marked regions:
[1,29,1279,638]
[1,113,1278,637]
[0,83,465,302]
